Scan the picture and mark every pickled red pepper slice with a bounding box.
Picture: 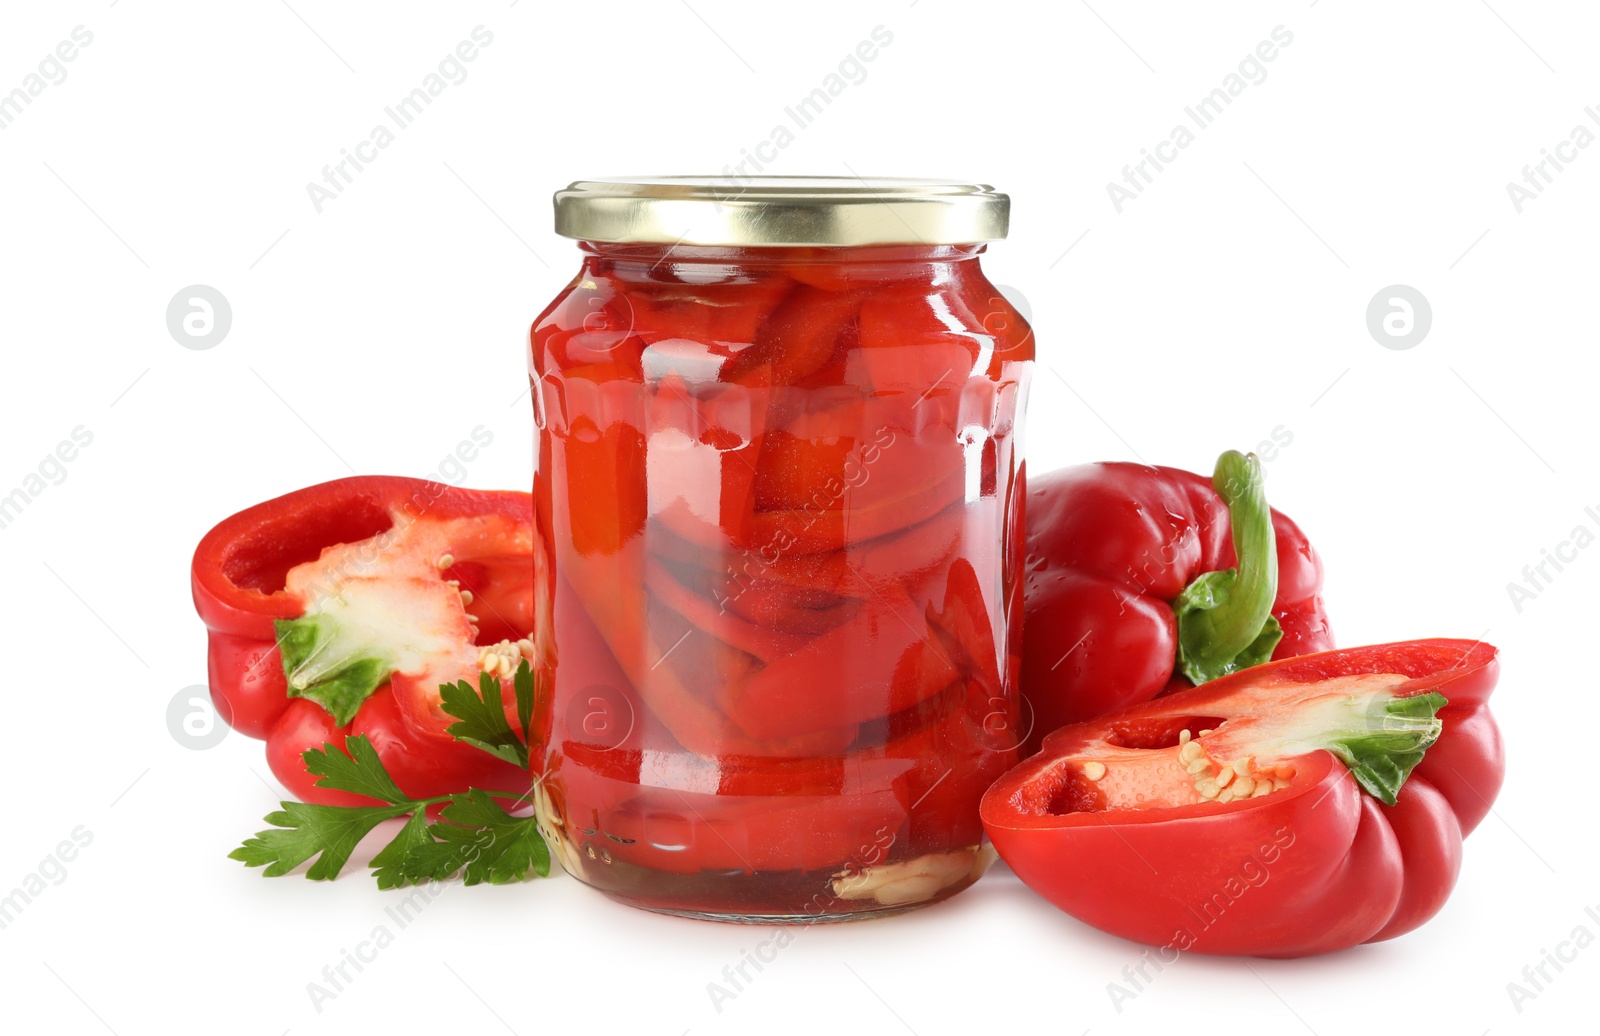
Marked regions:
[856,286,990,397]
[645,303,983,742]
[557,669,1007,873]
[554,531,859,759]
[648,501,965,604]
[551,258,1017,762]
[643,556,810,663]
[717,580,962,740]
[723,284,867,386]
[623,270,795,351]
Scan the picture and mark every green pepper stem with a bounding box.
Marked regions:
[1173,450,1283,684]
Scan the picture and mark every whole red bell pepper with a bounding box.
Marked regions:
[191,476,538,806]
[981,639,1505,957]
[1020,449,1333,751]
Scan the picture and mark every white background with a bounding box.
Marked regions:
[0,1,1594,1033]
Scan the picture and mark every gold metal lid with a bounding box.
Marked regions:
[553,176,1009,247]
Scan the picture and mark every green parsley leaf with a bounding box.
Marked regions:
[515,661,538,757]
[230,800,410,880]
[374,790,548,887]
[370,811,435,890]
[435,790,550,886]
[231,733,548,888]
[440,665,530,770]
[303,735,411,805]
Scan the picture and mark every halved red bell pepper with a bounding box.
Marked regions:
[191,476,538,806]
[981,639,1505,957]
[1021,449,1333,750]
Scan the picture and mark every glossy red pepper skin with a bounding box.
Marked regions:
[191,476,534,805]
[1020,461,1334,750]
[981,640,1504,957]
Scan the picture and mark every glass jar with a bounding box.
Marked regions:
[529,177,1033,921]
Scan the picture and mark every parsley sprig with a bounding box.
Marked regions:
[230,661,550,887]
[441,659,536,770]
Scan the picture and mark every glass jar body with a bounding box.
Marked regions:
[530,242,1032,921]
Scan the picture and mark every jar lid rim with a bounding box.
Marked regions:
[553,176,1009,246]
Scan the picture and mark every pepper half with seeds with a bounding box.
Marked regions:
[981,639,1504,957]
[192,476,541,806]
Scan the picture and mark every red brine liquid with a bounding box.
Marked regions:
[530,242,1032,920]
